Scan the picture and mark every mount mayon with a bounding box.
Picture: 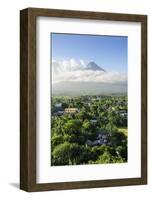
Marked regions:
[52,61,127,96]
[86,61,106,72]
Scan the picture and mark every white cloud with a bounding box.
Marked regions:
[52,59,127,84]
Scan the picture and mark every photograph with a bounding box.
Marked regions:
[51,33,128,166]
[20,8,147,191]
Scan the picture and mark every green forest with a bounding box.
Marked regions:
[51,95,127,166]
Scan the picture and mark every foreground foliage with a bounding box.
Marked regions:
[51,95,127,166]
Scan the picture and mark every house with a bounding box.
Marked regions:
[119,110,126,114]
[57,111,64,115]
[86,138,108,147]
[92,98,97,101]
[119,110,127,117]
[96,96,102,100]
[87,102,91,107]
[107,107,112,112]
[52,111,64,117]
[90,119,97,124]
[55,103,62,108]
[116,150,120,156]
[120,113,127,117]
[86,139,101,146]
[97,131,108,140]
[65,108,78,113]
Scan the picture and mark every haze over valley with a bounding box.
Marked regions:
[52,60,127,96]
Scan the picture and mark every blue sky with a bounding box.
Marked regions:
[51,33,127,73]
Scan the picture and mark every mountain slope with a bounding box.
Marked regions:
[86,61,106,72]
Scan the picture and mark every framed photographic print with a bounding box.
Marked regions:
[20,8,147,191]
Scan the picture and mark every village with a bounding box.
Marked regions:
[51,95,127,155]
[52,95,127,118]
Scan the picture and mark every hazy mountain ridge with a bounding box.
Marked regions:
[52,81,127,96]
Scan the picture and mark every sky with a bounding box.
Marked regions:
[51,33,127,84]
[51,33,128,73]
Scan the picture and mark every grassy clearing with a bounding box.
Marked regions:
[118,127,128,136]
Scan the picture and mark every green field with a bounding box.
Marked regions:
[118,127,128,136]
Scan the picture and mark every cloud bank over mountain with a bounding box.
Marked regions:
[52,59,127,84]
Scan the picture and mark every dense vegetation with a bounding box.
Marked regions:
[51,95,127,166]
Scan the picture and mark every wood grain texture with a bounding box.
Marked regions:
[27,7,146,22]
[20,9,29,191]
[20,8,147,192]
[20,8,36,191]
[141,16,147,183]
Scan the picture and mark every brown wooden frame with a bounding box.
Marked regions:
[20,7,147,192]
